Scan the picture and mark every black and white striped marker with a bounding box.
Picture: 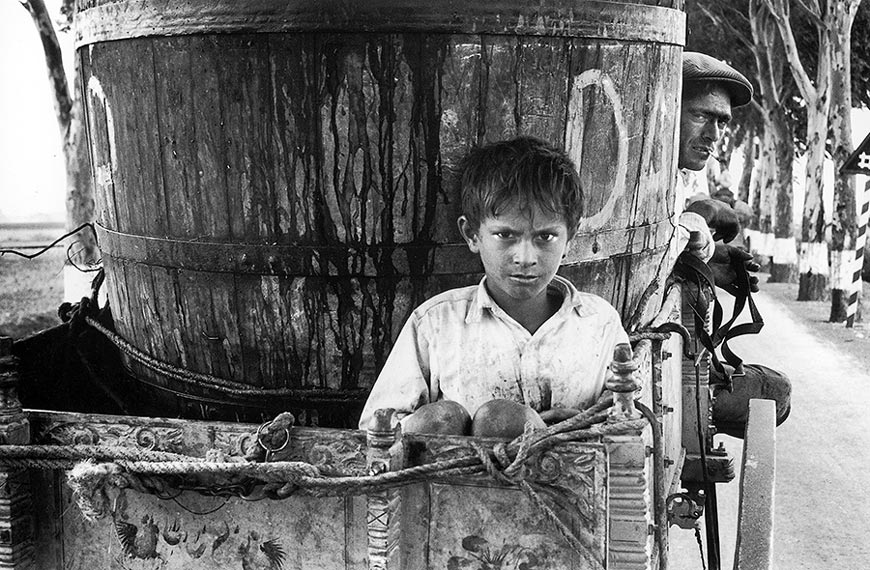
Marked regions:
[846,180,869,328]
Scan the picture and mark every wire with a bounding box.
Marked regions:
[0,222,98,262]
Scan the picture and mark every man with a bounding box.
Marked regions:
[678,52,791,437]
[680,52,759,292]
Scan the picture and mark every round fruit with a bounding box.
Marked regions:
[471,399,546,439]
[403,400,471,435]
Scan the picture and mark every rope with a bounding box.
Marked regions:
[0,418,646,494]
[6,398,643,521]
[0,444,205,463]
[83,316,366,400]
[2,391,648,564]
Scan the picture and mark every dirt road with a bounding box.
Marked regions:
[670,287,870,569]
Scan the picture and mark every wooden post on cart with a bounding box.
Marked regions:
[605,343,650,570]
[366,409,403,570]
[0,338,33,569]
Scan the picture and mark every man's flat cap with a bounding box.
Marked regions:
[683,51,753,107]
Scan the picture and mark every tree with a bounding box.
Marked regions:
[735,124,757,204]
[763,0,862,314]
[690,1,800,278]
[762,0,834,301]
[827,0,863,321]
[749,0,799,282]
[20,0,97,267]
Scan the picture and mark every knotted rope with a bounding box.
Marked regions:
[0,392,647,552]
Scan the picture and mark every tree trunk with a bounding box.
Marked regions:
[797,102,830,301]
[66,61,98,266]
[763,0,833,301]
[749,134,762,229]
[749,0,798,283]
[769,106,797,283]
[748,0,780,270]
[827,1,859,321]
[737,131,755,205]
[22,0,98,272]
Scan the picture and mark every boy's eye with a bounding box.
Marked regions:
[538,233,557,242]
[495,231,514,239]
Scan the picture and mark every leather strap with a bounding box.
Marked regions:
[674,250,764,389]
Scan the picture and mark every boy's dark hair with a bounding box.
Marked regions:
[459,136,584,236]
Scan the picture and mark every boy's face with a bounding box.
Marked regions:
[459,202,571,314]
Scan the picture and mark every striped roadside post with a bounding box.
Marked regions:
[840,132,870,328]
[846,180,869,328]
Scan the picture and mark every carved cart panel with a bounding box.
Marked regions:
[25,411,653,570]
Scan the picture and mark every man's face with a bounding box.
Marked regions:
[458,203,570,317]
[678,85,733,171]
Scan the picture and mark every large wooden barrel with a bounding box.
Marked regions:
[77,0,685,425]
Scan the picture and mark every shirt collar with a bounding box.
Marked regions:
[466,274,594,324]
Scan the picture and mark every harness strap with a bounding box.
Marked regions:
[674,250,764,388]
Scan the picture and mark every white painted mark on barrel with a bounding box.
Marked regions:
[86,76,118,176]
[565,69,628,233]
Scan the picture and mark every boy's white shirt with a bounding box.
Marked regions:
[357,275,629,429]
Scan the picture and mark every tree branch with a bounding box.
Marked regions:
[751,0,784,107]
[793,0,825,27]
[762,0,818,103]
[749,96,765,116]
[697,3,754,50]
[20,0,72,136]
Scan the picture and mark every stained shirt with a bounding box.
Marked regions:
[358,275,630,429]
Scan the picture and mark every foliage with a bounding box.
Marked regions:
[686,0,870,150]
[686,1,805,146]
[852,1,870,108]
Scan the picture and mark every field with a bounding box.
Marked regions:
[0,224,70,338]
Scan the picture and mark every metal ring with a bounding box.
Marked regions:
[256,423,291,454]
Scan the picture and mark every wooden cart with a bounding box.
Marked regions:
[0,1,776,568]
[0,281,776,570]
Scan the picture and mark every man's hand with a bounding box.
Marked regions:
[708,243,760,296]
[686,199,740,243]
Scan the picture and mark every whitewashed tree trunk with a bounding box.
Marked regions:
[755,123,777,260]
[764,0,833,300]
[798,105,831,299]
[828,0,861,321]
[749,0,797,278]
[770,109,797,283]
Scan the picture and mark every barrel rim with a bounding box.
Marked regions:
[74,0,686,48]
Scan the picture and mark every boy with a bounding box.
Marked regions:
[358,136,630,430]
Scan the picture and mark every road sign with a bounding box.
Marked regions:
[841,131,870,175]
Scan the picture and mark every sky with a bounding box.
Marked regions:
[1,2,868,225]
[0,0,69,222]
